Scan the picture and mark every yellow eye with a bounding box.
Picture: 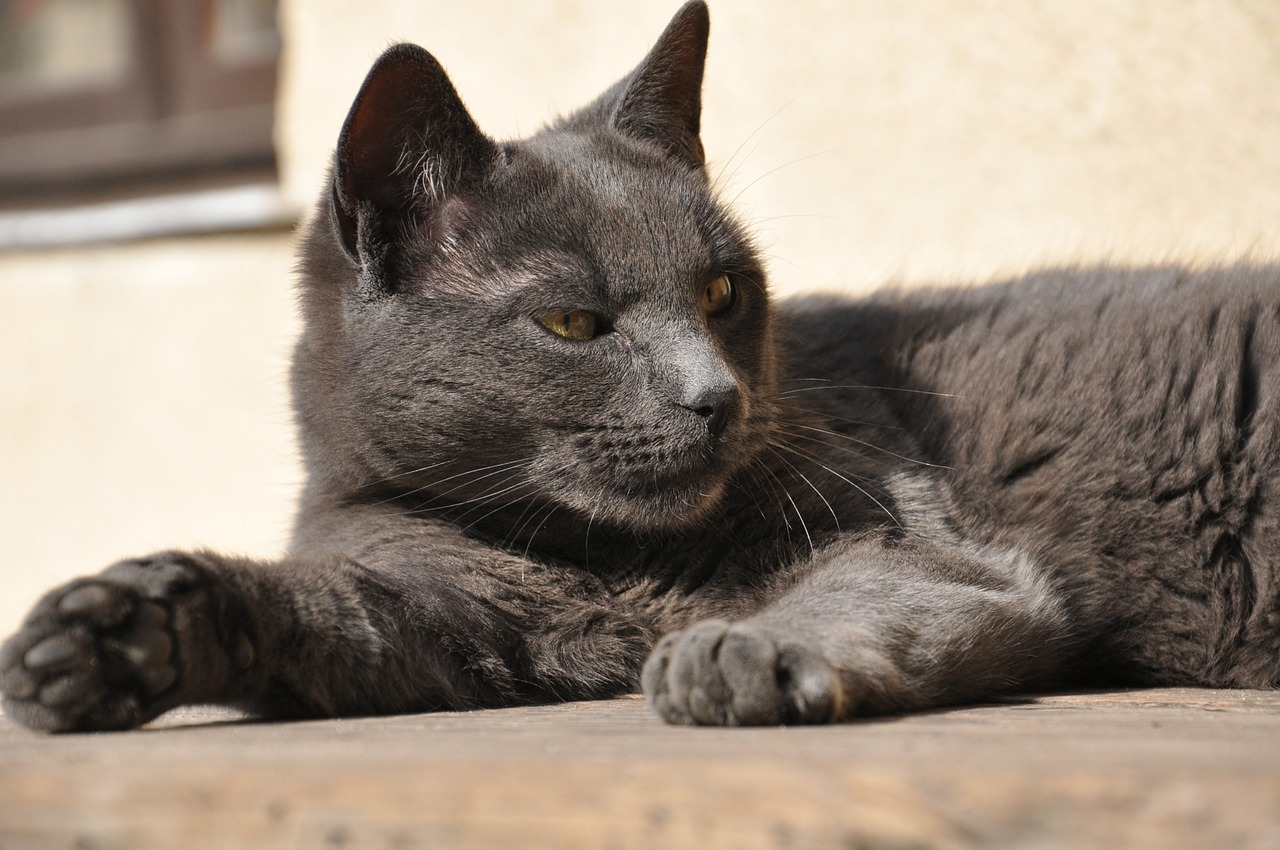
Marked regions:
[701,274,734,316]
[538,309,598,340]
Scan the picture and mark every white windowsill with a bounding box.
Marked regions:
[0,183,300,250]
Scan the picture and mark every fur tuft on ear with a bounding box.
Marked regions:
[332,43,495,276]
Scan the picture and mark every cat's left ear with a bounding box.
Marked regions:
[331,43,496,275]
[609,1,710,169]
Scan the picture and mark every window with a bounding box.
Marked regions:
[0,0,281,211]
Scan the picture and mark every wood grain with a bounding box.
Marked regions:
[2,689,1279,849]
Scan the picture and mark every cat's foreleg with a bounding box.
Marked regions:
[1,546,650,732]
[642,538,1073,725]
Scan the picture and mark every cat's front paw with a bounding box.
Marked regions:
[0,553,240,732]
[641,619,844,726]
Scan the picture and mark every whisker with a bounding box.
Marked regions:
[459,489,537,533]
[522,501,560,562]
[584,502,599,570]
[769,446,840,532]
[733,269,769,298]
[761,252,809,275]
[728,464,773,523]
[714,133,767,194]
[732,455,792,542]
[447,473,545,525]
[503,494,544,551]
[382,457,535,507]
[742,456,790,535]
[783,422,952,469]
[728,147,841,207]
[711,96,796,190]
[759,452,812,553]
[752,212,857,225]
[775,430,896,498]
[775,442,902,530]
[776,403,905,432]
[357,458,453,492]
[779,383,959,399]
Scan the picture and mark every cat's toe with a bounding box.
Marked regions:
[642,620,843,726]
[0,575,181,732]
[639,631,679,722]
[672,621,735,725]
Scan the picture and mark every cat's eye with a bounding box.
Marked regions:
[701,274,735,317]
[538,309,599,341]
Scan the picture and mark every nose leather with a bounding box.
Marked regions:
[682,382,739,437]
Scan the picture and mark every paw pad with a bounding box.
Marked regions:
[0,576,180,732]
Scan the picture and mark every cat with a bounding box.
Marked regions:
[2,1,1278,733]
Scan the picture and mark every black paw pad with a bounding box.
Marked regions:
[56,583,128,622]
[0,576,181,732]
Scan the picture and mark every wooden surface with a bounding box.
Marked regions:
[2,689,1279,849]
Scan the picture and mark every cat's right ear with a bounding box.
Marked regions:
[331,44,495,276]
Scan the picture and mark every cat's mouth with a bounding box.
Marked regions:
[530,403,762,530]
[634,464,732,521]
[566,470,731,531]
[532,440,744,531]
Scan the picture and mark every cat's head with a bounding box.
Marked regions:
[296,1,776,533]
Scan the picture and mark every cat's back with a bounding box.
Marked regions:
[874,263,1280,486]
[779,263,1280,686]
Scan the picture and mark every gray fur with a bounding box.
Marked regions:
[2,2,1277,731]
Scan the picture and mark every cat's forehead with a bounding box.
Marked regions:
[486,133,718,293]
[483,243,706,309]
[508,132,703,214]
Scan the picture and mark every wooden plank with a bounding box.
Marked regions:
[2,689,1279,849]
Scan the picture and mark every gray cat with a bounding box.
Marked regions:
[2,2,1276,732]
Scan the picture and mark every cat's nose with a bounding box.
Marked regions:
[682,383,740,438]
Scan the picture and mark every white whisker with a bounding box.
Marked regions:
[711,97,797,190]
[727,147,840,207]
[779,383,959,399]
[774,442,902,530]
[783,422,951,469]
[380,457,535,507]
[757,453,812,553]
[770,446,840,532]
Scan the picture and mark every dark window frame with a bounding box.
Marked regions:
[0,0,279,207]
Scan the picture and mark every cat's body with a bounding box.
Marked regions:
[2,2,1277,731]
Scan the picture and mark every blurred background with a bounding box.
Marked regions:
[2,0,1279,636]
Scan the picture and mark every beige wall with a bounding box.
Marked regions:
[280,0,1280,294]
[0,235,300,635]
[3,1,1280,635]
